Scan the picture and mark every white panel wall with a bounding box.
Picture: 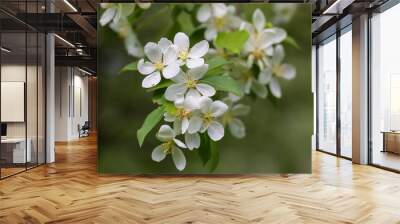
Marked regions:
[55,67,89,141]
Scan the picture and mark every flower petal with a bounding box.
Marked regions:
[165,83,187,101]
[229,118,246,139]
[212,3,227,17]
[196,83,216,97]
[137,2,151,9]
[251,80,268,98]
[258,30,276,49]
[144,42,162,63]
[280,64,296,80]
[157,125,174,141]
[232,104,251,116]
[210,100,228,117]
[125,32,144,58]
[181,117,189,133]
[172,146,186,171]
[199,97,213,113]
[273,44,285,65]
[151,145,167,162]
[164,112,175,122]
[174,32,190,52]
[184,96,200,110]
[185,133,200,150]
[162,62,180,79]
[269,78,282,98]
[189,40,209,58]
[207,121,224,141]
[171,71,186,83]
[186,58,205,69]
[186,88,201,99]
[138,59,155,75]
[188,64,208,80]
[163,46,178,65]
[271,28,287,44]
[205,28,217,41]
[100,7,116,26]
[173,138,187,149]
[173,119,182,135]
[188,116,203,134]
[197,4,211,22]
[253,9,265,32]
[258,69,272,85]
[142,71,161,88]
[158,37,173,53]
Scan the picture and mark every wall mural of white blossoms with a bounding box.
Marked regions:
[98,3,312,173]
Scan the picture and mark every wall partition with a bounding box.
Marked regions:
[317,35,337,154]
[370,3,400,171]
[0,3,46,179]
[316,25,353,159]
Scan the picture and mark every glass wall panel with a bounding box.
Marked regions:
[1,30,28,177]
[371,4,400,171]
[339,28,352,158]
[0,1,46,179]
[317,36,337,154]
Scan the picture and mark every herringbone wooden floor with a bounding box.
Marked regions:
[1,135,400,224]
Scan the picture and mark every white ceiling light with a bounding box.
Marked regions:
[78,67,93,76]
[323,0,354,15]
[54,34,75,48]
[1,47,11,53]
[63,0,78,12]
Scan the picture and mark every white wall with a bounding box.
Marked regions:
[55,67,89,141]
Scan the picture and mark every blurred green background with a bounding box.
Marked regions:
[98,3,312,174]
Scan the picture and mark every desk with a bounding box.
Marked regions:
[382,131,400,154]
[1,138,31,163]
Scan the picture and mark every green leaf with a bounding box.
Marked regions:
[120,62,137,74]
[207,140,219,172]
[284,36,301,50]
[177,11,195,34]
[198,134,211,165]
[146,80,173,92]
[205,57,231,76]
[215,31,249,54]
[137,106,165,147]
[162,101,177,115]
[201,75,242,96]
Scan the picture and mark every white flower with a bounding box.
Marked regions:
[272,4,297,25]
[173,32,209,68]
[196,3,241,40]
[258,45,296,98]
[164,96,201,150]
[187,97,228,141]
[138,43,181,88]
[151,125,187,171]
[223,99,250,139]
[100,3,151,27]
[241,9,287,70]
[164,64,215,102]
[164,96,198,134]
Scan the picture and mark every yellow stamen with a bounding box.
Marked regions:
[155,62,164,71]
[162,141,173,154]
[273,65,283,77]
[186,79,198,88]
[179,51,189,60]
[251,49,264,60]
[177,108,190,119]
[203,112,214,124]
[214,17,226,30]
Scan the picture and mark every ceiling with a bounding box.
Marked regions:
[0,0,393,74]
